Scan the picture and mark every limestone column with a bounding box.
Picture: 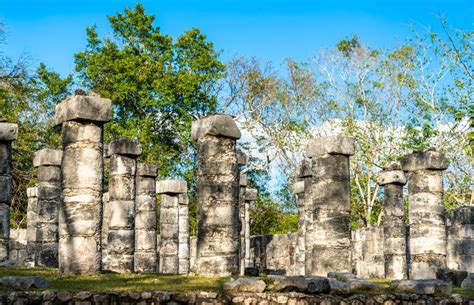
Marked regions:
[401,150,448,279]
[26,187,38,265]
[157,180,188,274]
[0,120,18,261]
[377,163,407,279]
[293,180,305,276]
[134,163,158,273]
[244,188,256,272]
[33,148,62,267]
[101,192,109,269]
[191,114,241,276]
[237,150,248,275]
[305,136,354,275]
[106,138,142,273]
[55,93,112,275]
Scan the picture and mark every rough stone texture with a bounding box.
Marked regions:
[268,275,331,294]
[391,279,452,295]
[57,94,111,275]
[25,188,38,265]
[306,136,354,276]
[461,272,474,289]
[106,138,141,273]
[158,180,189,274]
[402,150,448,279]
[223,278,266,293]
[298,160,313,276]
[250,234,299,276]
[33,149,62,268]
[8,229,27,263]
[0,276,50,290]
[240,187,254,276]
[193,115,241,277]
[436,268,468,287]
[351,227,385,279]
[0,122,18,142]
[134,163,157,273]
[100,192,109,269]
[378,165,407,280]
[239,169,247,276]
[446,206,474,273]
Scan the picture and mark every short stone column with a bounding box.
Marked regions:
[244,188,256,272]
[55,93,112,275]
[0,120,18,260]
[33,148,62,267]
[401,150,448,279]
[157,180,188,274]
[134,163,158,273]
[191,114,241,276]
[293,180,305,276]
[106,138,142,273]
[377,163,407,279]
[305,136,354,276]
[26,187,38,265]
[237,150,248,275]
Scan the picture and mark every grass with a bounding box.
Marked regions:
[0,267,229,292]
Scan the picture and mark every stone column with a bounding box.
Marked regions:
[401,150,448,279]
[298,160,313,276]
[134,163,158,273]
[157,180,188,274]
[244,188,256,272]
[26,187,38,265]
[106,138,142,273]
[377,163,407,279]
[101,192,109,269]
[0,120,17,261]
[55,93,112,275]
[293,180,305,276]
[33,148,62,267]
[191,114,241,276]
[237,150,248,275]
[305,136,354,276]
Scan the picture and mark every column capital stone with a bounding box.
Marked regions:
[33,149,63,167]
[0,122,18,142]
[191,114,241,140]
[156,180,187,194]
[54,94,112,125]
[305,136,355,158]
[401,150,448,172]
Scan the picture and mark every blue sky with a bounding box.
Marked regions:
[1,0,472,77]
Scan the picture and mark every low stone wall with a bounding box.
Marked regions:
[0,290,469,304]
[8,228,27,262]
[249,234,298,276]
[352,227,385,278]
[447,206,474,272]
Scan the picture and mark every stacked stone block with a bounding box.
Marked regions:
[101,192,109,268]
[157,180,189,274]
[446,206,474,272]
[249,233,298,275]
[26,187,38,265]
[305,136,354,276]
[106,138,142,273]
[298,160,313,276]
[402,150,448,279]
[192,114,241,276]
[377,163,407,279]
[244,188,256,273]
[55,93,112,275]
[134,163,158,273]
[33,148,62,267]
[8,228,27,261]
[351,227,385,278]
[293,180,305,275]
[0,120,17,260]
[237,150,248,275]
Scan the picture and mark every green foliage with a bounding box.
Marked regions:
[336,35,361,58]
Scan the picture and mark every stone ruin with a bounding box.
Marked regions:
[2,93,473,280]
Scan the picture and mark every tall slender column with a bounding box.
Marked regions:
[134,163,158,273]
[192,114,241,276]
[157,180,188,274]
[0,120,18,261]
[298,160,313,275]
[26,187,38,265]
[178,187,190,274]
[293,180,305,275]
[33,148,62,267]
[106,138,142,273]
[237,150,248,275]
[244,188,256,272]
[377,163,407,279]
[101,192,110,269]
[55,93,112,275]
[305,136,354,275]
[402,150,448,279]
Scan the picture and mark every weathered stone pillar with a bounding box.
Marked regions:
[157,180,188,274]
[101,192,109,268]
[244,188,256,272]
[293,180,305,275]
[306,136,354,276]
[237,150,248,275]
[26,187,38,265]
[401,150,448,279]
[134,163,158,273]
[298,160,313,276]
[106,138,142,273]
[377,163,407,279]
[33,148,62,267]
[192,114,241,276]
[55,93,112,275]
[0,120,17,261]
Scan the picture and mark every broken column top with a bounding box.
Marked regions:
[137,163,158,177]
[54,94,112,125]
[305,136,355,158]
[191,114,241,140]
[401,150,448,172]
[377,163,407,186]
[292,181,305,194]
[33,148,63,167]
[244,188,258,201]
[0,121,18,142]
[240,173,248,187]
[237,150,248,165]
[156,179,187,194]
[106,138,142,157]
[298,160,312,178]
